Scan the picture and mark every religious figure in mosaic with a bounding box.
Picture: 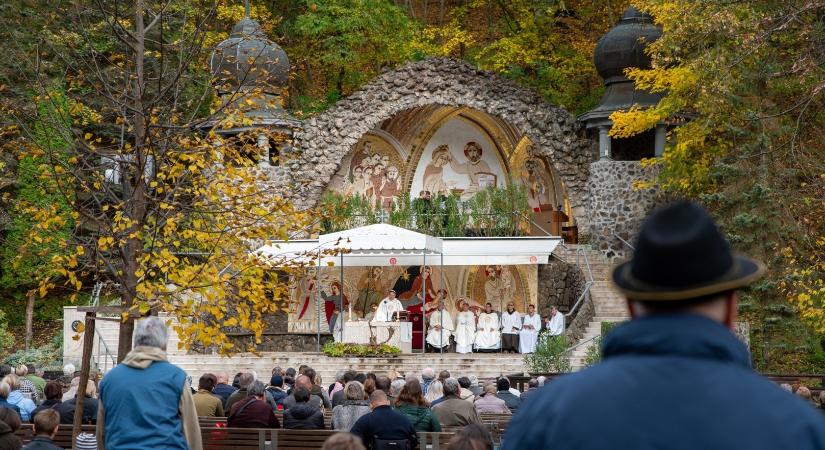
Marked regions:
[422,145,451,195]
[484,265,515,310]
[449,142,495,199]
[524,157,553,212]
[399,265,437,313]
[321,281,349,331]
[355,266,387,313]
[378,166,400,210]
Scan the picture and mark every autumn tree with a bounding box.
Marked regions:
[610,0,825,370]
[6,0,312,359]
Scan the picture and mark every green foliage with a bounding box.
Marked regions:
[288,0,420,111]
[0,294,68,326]
[3,335,62,369]
[322,341,401,357]
[584,321,624,367]
[0,310,14,357]
[525,333,571,374]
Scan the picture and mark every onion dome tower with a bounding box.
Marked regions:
[202,5,299,168]
[579,7,666,160]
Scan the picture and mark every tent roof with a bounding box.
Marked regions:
[320,223,443,253]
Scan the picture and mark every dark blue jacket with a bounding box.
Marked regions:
[503,314,825,450]
[213,383,237,406]
[351,405,418,449]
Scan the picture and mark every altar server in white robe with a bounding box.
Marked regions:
[545,306,565,336]
[519,304,541,354]
[426,301,453,350]
[500,302,522,353]
[454,300,476,354]
[475,302,501,351]
[374,289,403,322]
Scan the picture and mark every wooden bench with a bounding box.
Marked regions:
[14,424,96,448]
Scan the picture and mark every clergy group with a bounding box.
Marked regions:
[425,301,566,354]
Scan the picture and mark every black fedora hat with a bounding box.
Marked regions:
[612,201,766,301]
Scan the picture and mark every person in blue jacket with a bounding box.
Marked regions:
[504,201,825,450]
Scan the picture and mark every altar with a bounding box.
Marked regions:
[341,320,413,353]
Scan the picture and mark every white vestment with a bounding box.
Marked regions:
[500,311,522,335]
[548,312,565,336]
[373,297,403,322]
[426,310,453,348]
[519,313,541,353]
[454,311,476,354]
[474,312,501,350]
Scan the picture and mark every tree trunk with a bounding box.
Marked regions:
[25,292,34,351]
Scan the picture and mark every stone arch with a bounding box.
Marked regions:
[287,57,595,234]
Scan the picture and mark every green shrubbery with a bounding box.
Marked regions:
[525,334,571,374]
[3,333,63,370]
[322,341,401,357]
[583,321,625,368]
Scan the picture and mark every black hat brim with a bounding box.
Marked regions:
[612,254,766,301]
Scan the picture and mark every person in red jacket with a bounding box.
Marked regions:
[227,381,279,429]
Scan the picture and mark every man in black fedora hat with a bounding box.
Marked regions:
[503,201,825,450]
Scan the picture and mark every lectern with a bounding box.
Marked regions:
[549,210,569,237]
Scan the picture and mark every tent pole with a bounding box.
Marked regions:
[317,248,321,353]
[422,250,426,354]
[440,251,444,357]
[340,252,344,341]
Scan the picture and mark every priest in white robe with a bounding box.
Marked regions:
[519,304,541,354]
[426,302,453,350]
[454,300,476,354]
[475,302,501,351]
[545,306,565,336]
[373,289,403,322]
[500,302,522,353]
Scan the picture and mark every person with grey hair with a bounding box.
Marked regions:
[227,380,279,428]
[536,376,547,387]
[432,378,482,427]
[97,316,201,450]
[225,371,255,412]
[0,380,22,416]
[420,367,435,395]
[519,378,540,404]
[389,379,406,403]
[212,372,237,406]
[331,381,370,431]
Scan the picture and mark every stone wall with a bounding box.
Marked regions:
[586,160,660,260]
[537,259,584,314]
[228,333,334,353]
[279,57,597,238]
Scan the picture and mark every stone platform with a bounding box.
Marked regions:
[167,352,529,384]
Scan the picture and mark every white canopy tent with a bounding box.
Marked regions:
[254,223,562,352]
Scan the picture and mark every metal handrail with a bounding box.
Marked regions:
[564,245,594,319]
[93,326,117,372]
[613,232,635,251]
[564,332,600,354]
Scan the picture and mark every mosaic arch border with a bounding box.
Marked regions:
[287,57,596,235]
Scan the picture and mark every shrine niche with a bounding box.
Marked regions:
[327,133,406,209]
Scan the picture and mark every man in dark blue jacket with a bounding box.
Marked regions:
[504,201,825,450]
[351,390,418,449]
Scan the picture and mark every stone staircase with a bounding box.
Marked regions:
[552,245,630,371]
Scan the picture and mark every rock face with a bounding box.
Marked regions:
[586,160,661,260]
[276,57,596,238]
[537,259,584,313]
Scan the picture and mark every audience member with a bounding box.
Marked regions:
[267,375,288,409]
[474,384,510,414]
[193,374,224,417]
[1,375,35,421]
[350,390,418,450]
[457,377,474,402]
[519,378,539,404]
[332,371,357,408]
[0,382,22,417]
[363,378,376,398]
[97,317,201,450]
[74,432,97,450]
[212,372,237,406]
[502,201,825,450]
[24,366,46,403]
[30,382,62,419]
[438,370,451,382]
[304,369,332,409]
[22,409,60,450]
[388,379,405,404]
[61,378,79,402]
[420,368,435,394]
[329,370,345,398]
[232,372,242,390]
[432,378,481,427]
[796,386,814,406]
[536,376,547,387]
[321,432,366,450]
[14,366,39,404]
[0,406,22,450]
[0,367,11,378]
[227,381,279,429]
[283,375,326,410]
[58,379,98,424]
[375,376,391,396]
[331,382,370,432]
[468,376,483,398]
[225,372,255,413]
[394,380,441,432]
[283,387,324,430]
[445,423,494,450]
[425,380,444,405]
[494,378,520,412]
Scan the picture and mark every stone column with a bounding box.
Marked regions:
[598,126,612,160]
[654,124,666,157]
[257,133,271,168]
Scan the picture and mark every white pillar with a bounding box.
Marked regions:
[654,124,666,157]
[598,126,612,160]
